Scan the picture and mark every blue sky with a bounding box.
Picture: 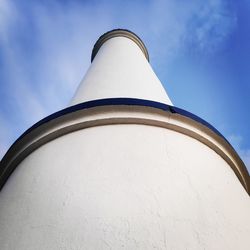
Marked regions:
[0,0,250,171]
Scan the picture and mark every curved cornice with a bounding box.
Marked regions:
[91,29,149,62]
[0,98,249,194]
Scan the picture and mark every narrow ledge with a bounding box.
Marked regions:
[0,98,249,194]
[91,29,149,62]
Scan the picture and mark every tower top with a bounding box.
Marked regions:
[91,29,149,62]
[71,28,172,105]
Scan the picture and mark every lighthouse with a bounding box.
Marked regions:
[0,29,250,249]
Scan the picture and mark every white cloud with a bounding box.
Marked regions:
[185,0,237,53]
[0,0,17,43]
[0,0,239,159]
[0,0,114,158]
[158,0,235,53]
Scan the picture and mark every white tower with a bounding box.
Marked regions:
[0,29,250,250]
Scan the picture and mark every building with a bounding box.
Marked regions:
[0,29,250,249]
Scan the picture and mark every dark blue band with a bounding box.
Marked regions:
[16,97,226,144]
[1,97,248,193]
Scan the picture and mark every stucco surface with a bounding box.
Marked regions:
[70,37,172,106]
[1,124,249,249]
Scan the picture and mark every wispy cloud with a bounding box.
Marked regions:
[184,0,236,53]
[0,0,17,43]
[144,0,236,65]
[0,0,241,159]
[0,0,113,157]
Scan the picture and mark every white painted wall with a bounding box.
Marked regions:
[1,124,249,250]
[70,37,172,106]
[1,31,249,250]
